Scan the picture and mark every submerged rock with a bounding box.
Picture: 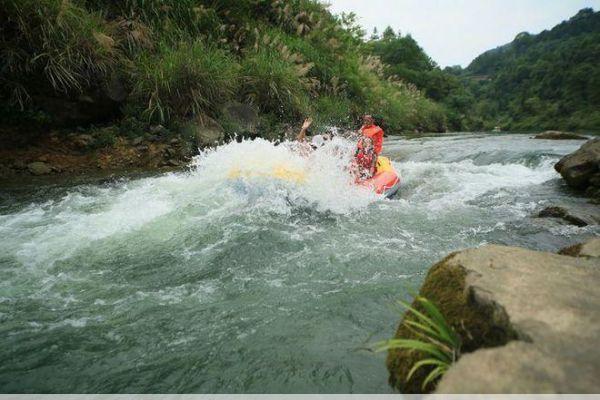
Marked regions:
[387,242,600,394]
[554,138,600,195]
[537,205,599,226]
[27,161,52,176]
[534,131,588,140]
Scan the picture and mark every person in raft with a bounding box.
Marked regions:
[296,117,330,155]
[351,136,377,180]
[359,114,384,155]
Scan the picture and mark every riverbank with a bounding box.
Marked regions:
[0,126,195,182]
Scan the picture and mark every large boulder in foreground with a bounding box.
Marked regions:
[387,240,600,393]
[554,138,600,196]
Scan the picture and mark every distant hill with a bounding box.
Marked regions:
[462,8,600,131]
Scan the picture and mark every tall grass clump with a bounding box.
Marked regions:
[376,296,460,391]
[240,49,312,118]
[127,41,239,124]
[0,0,120,108]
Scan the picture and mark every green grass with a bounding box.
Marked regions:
[240,49,311,119]
[128,40,239,124]
[376,296,460,391]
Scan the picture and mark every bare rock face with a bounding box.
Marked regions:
[534,131,588,140]
[387,240,600,394]
[554,138,600,196]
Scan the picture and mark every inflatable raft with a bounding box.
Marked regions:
[358,156,401,198]
[228,156,400,198]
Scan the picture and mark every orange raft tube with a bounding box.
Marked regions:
[358,156,401,198]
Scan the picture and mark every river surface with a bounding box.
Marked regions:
[0,133,598,393]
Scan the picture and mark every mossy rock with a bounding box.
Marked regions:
[386,252,518,393]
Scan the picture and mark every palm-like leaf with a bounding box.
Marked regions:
[376,296,460,391]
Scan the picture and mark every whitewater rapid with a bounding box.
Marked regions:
[0,133,597,393]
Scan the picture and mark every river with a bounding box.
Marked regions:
[0,133,597,393]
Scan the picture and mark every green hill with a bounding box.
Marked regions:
[462,8,600,131]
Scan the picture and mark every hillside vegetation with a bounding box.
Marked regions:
[0,0,447,145]
[459,8,600,131]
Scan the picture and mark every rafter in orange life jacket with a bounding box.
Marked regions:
[360,124,384,155]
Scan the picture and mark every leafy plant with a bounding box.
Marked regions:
[375,296,460,391]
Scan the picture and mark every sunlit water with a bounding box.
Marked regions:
[0,133,598,393]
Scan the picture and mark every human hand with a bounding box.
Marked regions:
[301,118,313,130]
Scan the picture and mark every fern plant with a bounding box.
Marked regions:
[376,296,460,391]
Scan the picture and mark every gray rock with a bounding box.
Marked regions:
[424,244,600,393]
[105,73,127,102]
[149,124,170,136]
[537,205,600,226]
[534,131,588,140]
[555,138,600,190]
[222,102,258,134]
[27,162,52,175]
[73,134,95,148]
[12,160,27,170]
[167,159,183,167]
[181,121,224,148]
[131,137,144,146]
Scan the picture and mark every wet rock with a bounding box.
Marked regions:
[181,120,224,148]
[533,131,588,140]
[105,73,127,102]
[554,138,600,192]
[12,160,27,170]
[536,205,599,226]
[387,244,600,393]
[149,124,170,137]
[27,161,52,175]
[558,237,600,258]
[73,134,95,149]
[167,159,183,167]
[222,102,258,135]
[163,147,176,157]
[170,138,180,145]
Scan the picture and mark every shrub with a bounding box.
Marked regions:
[1,0,120,107]
[240,49,311,119]
[127,40,239,124]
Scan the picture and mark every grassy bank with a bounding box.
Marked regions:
[0,0,448,149]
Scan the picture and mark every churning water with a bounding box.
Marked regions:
[0,133,598,393]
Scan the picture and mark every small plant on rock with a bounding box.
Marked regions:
[376,296,460,391]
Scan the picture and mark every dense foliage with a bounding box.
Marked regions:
[459,8,600,131]
[367,27,476,131]
[0,0,447,140]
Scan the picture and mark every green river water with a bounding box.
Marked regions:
[0,133,598,393]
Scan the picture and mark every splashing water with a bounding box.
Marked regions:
[0,133,597,393]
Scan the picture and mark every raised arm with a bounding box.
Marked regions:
[296,118,313,142]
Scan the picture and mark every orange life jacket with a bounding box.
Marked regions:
[361,125,384,155]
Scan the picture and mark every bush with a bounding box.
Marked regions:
[127,40,239,124]
[240,49,311,119]
[1,0,120,107]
